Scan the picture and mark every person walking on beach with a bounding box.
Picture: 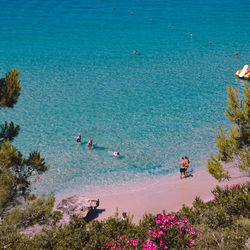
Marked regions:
[76,133,81,143]
[179,157,186,179]
[184,156,190,175]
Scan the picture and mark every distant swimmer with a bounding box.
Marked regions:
[133,50,139,55]
[113,151,120,157]
[76,133,81,143]
[87,138,93,147]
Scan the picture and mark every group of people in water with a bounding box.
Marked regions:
[76,133,120,157]
[179,156,190,179]
[77,133,190,174]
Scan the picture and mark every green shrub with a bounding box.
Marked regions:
[211,184,250,218]
[0,182,249,249]
[194,223,249,250]
[2,194,61,228]
[205,205,232,230]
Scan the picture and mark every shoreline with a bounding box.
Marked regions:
[83,165,249,223]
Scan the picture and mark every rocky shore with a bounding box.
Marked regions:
[56,195,100,224]
[22,195,99,237]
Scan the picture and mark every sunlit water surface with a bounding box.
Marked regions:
[0,0,249,196]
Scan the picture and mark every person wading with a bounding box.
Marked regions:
[179,157,186,179]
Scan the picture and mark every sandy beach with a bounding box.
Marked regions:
[88,165,249,223]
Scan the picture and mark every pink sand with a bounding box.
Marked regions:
[94,166,249,223]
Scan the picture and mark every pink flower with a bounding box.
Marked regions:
[182,218,188,223]
[132,239,139,246]
[179,231,183,234]
[189,239,195,246]
[152,231,158,238]
[159,230,163,236]
[231,184,239,189]
[156,219,161,224]
[142,238,157,250]
[156,213,162,218]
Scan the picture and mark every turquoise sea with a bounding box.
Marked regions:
[0,0,249,196]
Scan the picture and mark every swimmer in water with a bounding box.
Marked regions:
[113,152,120,157]
[87,138,93,147]
[133,50,139,55]
[76,133,81,143]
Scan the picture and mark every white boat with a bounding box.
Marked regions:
[235,65,250,80]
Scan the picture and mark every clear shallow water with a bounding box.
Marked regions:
[0,0,249,196]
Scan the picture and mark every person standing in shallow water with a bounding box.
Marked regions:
[179,157,186,179]
[76,133,81,143]
[87,138,93,147]
[184,156,190,175]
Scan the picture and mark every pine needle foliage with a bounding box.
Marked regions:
[0,68,22,108]
[207,83,250,181]
[2,194,61,228]
[0,121,20,144]
[0,140,50,214]
[0,69,50,215]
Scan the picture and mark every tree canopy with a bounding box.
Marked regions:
[0,69,49,215]
[207,82,250,181]
[0,68,22,108]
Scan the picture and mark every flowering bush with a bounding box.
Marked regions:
[212,184,241,202]
[105,236,141,249]
[211,183,249,216]
[147,213,200,249]
[106,213,201,249]
[0,183,248,249]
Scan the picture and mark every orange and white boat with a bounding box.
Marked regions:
[235,65,250,80]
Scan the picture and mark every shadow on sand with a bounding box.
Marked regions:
[85,208,106,222]
[186,169,194,178]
